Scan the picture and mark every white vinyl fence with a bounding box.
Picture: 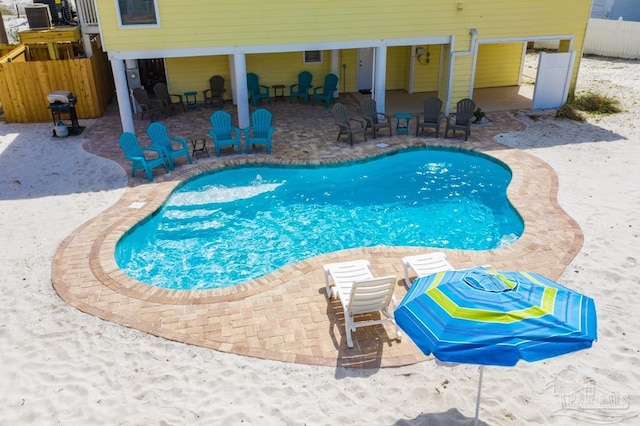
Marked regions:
[583,18,640,59]
[534,18,640,59]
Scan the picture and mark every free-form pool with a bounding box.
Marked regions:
[116,148,523,290]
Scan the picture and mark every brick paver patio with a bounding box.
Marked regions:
[51,94,583,368]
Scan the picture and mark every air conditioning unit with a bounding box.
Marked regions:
[25,4,52,30]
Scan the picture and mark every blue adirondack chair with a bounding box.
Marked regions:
[247,73,271,106]
[244,108,275,154]
[289,71,313,104]
[209,110,242,156]
[118,132,168,182]
[146,122,192,169]
[312,73,339,108]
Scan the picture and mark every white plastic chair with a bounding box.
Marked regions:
[324,260,401,348]
[401,252,455,287]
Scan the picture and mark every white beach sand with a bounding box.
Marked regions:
[1,56,639,425]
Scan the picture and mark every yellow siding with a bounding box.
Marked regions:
[413,45,442,92]
[438,44,452,99]
[165,53,338,99]
[386,46,409,91]
[165,56,229,100]
[340,50,358,93]
[451,56,474,101]
[248,52,332,91]
[474,43,524,88]
[96,0,592,109]
[96,0,592,53]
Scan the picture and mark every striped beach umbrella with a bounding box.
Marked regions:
[395,267,597,425]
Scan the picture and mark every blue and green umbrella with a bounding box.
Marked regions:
[395,267,597,424]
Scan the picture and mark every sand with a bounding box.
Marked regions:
[1,56,639,425]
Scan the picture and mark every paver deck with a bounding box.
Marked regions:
[51,94,583,368]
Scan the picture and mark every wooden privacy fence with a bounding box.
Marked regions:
[0,42,114,123]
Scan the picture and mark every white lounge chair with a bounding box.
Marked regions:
[401,252,455,287]
[324,260,401,348]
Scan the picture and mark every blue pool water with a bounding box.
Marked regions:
[116,148,523,290]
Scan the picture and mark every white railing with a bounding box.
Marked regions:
[534,18,640,59]
[75,0,100,34]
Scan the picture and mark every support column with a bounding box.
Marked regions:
[111,59,135,134]
[81,33,93,58]
[228,54,237,105]
[232,53,250,129]
[373,46,387,112]
[331,50,340,97]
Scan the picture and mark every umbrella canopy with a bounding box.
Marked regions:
[395,267,597,367]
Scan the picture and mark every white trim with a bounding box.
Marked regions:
[232,54,249,129]
[331,50,340,96]
[408,45,417,94]
[373,46,387,112]
[115,0,161,29]
[444,32,575,114]
[107,36,452,60]
[476,34,574,49]
[471,34,574,104]
[303,50,323,64]
[518,42,528,86]
[110,59,135,133]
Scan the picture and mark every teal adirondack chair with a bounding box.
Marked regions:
[244,108,275,154]
[146,122,192,169]
[118,132,168,182]
[312,73,339,108]
[247,73,271,106]
[209,110,242,156]
[289,71,313,104]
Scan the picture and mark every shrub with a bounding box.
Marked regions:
[573,92,622,114]
[472,107,486,123]
[555,103,585,121]
[556,92,621,121]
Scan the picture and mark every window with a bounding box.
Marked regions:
[117,0,159,26]
[303,50,323,64]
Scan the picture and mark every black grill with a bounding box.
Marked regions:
[48,93,80,135]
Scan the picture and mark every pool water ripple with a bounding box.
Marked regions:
[116,148,524,290]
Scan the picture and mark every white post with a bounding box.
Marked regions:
[81,33,93,58]
[373,46,387,112]
[110,59,135,134]
[474,366,484,426]
[331,49,340,97]
[233,53,250,129]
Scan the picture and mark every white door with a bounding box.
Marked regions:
[357,48,373,93]
[532,51,575,110]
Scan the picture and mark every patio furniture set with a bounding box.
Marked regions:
[332,96,477,145]
[124,71,477,181]
[118,107,275,181]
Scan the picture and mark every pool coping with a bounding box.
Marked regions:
[52,119,584,368]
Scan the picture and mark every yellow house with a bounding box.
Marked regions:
[93,0,593,132]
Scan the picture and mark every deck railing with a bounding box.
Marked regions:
[75,0,100,34]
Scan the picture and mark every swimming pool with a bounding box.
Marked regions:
[116,148,523,290]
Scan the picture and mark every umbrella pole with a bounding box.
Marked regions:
[474,366,484,426]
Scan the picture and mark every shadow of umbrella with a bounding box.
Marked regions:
[395,267,597,426]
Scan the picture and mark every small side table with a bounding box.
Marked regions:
[272,84,286,100]
[188,134,209,158]
[184,91,199,110]
[394,112,413,135]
